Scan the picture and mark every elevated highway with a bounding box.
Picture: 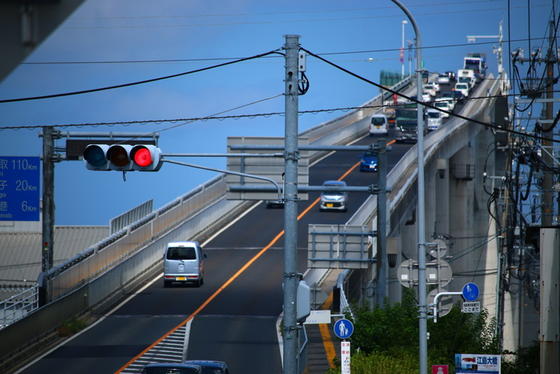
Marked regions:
[0,74,516,373]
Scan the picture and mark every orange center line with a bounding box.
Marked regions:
[116,137,393,372]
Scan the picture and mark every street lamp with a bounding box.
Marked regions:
[391,3,428,374]
[401,20,408,77]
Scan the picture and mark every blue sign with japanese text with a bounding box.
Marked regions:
[455,354,501,374]
[0,157,40,221]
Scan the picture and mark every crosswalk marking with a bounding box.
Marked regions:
[120,324,186,374]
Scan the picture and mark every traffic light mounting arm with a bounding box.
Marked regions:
[163,159,283,201]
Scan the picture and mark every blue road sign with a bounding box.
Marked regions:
[333,318,354,339]
[462,282,479,301]
[0,157,40,221]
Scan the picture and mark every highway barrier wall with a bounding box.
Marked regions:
[334,75,501,307]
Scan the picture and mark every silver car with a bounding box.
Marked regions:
[163,241,206,287]
[320,180,348,212]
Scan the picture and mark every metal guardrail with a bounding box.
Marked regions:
[337,270,355,321]
[297,324,308,374]
[331,74,503,308]
[45,175,228,300]
[0,286,38,329]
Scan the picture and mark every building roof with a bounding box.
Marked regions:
[0,226,109,300]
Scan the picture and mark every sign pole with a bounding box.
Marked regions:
[341,340,351,374]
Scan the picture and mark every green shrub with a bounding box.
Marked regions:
[327,351,418,374]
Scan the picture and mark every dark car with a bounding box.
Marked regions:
[359,151,378,172]
[184,360,230,374]
[264,198,285,209]
[452,89,465,103]
[142,362,202,374]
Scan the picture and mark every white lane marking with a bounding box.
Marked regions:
[14,273,163,374]
[182,318,193,361]
[202,201,261,247]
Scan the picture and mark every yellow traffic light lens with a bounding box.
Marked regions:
[107,146,130,167]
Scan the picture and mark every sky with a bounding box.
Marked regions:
[0,0,554,226]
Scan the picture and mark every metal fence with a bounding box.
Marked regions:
[0,286,38,329]
[46,175,228,300]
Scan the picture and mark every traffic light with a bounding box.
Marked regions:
[83,144,162,171]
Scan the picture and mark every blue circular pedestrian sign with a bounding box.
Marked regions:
[462,282,479,301]
[333,318,354,339]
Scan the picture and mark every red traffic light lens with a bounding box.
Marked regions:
[133,147,153,167]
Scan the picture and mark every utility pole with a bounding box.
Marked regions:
[40,126,56,304]
[375,140,388,306]
[540,18,558,374]
[510,13,559,374]
[283,34,300,374]
[542,19,555,226]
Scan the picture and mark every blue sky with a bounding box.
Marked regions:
[0,0,553,225]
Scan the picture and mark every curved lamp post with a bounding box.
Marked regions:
[390,2,428,374]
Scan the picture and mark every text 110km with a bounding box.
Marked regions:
[0,157,41,222]
[7,158,39,171]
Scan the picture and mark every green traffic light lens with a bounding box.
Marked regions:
[83,145,106,167]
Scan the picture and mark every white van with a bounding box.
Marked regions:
[426,109,443,131]
[369,114,389,135]
[163,241,205,287]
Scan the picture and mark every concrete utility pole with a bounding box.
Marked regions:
[375,141,388,306]
[390,2,427,374]
[40,126,56,305]
[283,34,300,374]
[41,127,56,274]
[540,18,559,374]
[542,19,555,226]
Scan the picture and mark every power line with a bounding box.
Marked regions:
[1,90,558,131]
[65,0,506,22]
[20,37,548,66]
[0,50,281,104]
[59,3,546,31]
[301,47,560,144]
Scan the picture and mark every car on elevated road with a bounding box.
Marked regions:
[320,180,348,212]
[142,362,202,374]
[185,360,230,374]
[360,151,378,172]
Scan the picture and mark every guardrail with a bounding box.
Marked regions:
[330,74,502,307]
[0,286,38,329]
[44,174,229,300]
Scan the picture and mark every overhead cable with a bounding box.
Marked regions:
[301,47,560,144]
[0,49,282,104]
